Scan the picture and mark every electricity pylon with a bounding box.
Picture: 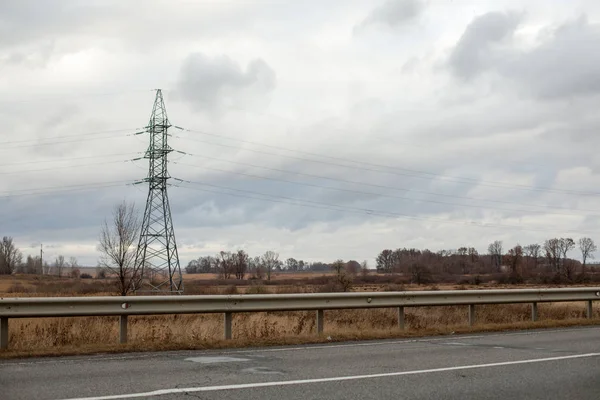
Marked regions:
[133,89,183,294]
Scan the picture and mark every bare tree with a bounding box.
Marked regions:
[523,244,541,271]
[0,236,22,275]
[504,244,523,276]
[217,251,234,279]
[331,259,353,291]
[261,250,280,281]
[578,237,597,274]
[488,240,503,272]
[233,250,248,280]
[558,237,575,278]
[544,238,561,272]
[97,201,141,296]
[54,255,66,277]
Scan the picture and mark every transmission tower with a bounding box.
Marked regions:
[133,89,183,294]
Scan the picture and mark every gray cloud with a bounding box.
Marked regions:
[448,11,520,80]
[3,1,600,267]
[449,13,600,100]
[500,17,600,99]
[175,53,276,114]
[356,0,424,31]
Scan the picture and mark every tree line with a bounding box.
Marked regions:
[0,236,82,277]
[184,251,337,279]
[375,237,597,283]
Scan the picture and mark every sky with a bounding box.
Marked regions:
[2,0,600,268]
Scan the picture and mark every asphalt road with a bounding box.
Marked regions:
[1,327,600,400]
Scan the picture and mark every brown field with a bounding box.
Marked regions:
[1,274,599,359]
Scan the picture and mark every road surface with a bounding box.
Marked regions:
[1,326,600,399]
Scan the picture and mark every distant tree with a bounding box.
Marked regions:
[523,244,541,271]
[96,266,107,279]
[54,255,66,277]
[376,249,395,273]
[285,258,299,272]
[185,259,199,274]
[261,251,280,281]
[504,244,523,276]
[558,238,576,278]
[97,201,141,296]
[360,260,369,277]
[217,251,234,279]
[69,257,78,276]
[579,237,597,274]
[410,262,431,285]
[331,259,353,292]
[345,260,361,275]
[544,238,561,273]
[488,241,503,272]
[331,259,345,275]
[233,250,249,280]
[0,236,22,275]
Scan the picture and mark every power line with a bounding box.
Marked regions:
[177,153,600,214]
[0,180,131,199]
[0,134,133,151]
[0,152,139,168]
[176,128,600,197]
[0,89,155,105]
[0,160,127,176]
[173,161,596,217]
[178,180,594,235]
[0,128,138,146]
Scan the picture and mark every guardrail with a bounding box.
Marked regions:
[1,288,600,350]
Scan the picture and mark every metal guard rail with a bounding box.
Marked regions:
[1,288,599,349]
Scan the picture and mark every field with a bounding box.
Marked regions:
[1,273,600,358]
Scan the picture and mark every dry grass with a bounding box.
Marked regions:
[2,274,600,359]
[2,302,599,359]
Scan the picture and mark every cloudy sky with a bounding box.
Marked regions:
[2,0,600,267]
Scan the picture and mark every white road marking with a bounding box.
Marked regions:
[185,356,249,364]
[59,353,600,400]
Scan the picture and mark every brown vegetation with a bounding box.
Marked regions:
[2,302,598,359]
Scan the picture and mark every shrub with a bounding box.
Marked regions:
[223,285,239,295]
[247,284,268,294]
[80,273,93,279]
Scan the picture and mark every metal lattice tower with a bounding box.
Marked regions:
[133,89,183,293]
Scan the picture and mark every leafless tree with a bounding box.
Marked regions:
[54,255,66,277]
[523,244,541,271]
[578,237,597,274]
[0,236,22,275]
[233,250,249,280]
[544,238,561,272]
[217,251,234,279]
[504,244,523,276]
[558,238,575,278]
[97,201,141,296]
[488,240,503,271]
[331,259,353,291]
[261,250,279,281]
[360,260,369,277]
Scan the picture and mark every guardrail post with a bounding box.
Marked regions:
[224,312,232,340]
[587,300,593,319]
[0,317,7,350]
[532,302,538,322]
[398,306,405,330]
[119,315,128,344]
[468,304,475,326]
[317,310,324,334]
